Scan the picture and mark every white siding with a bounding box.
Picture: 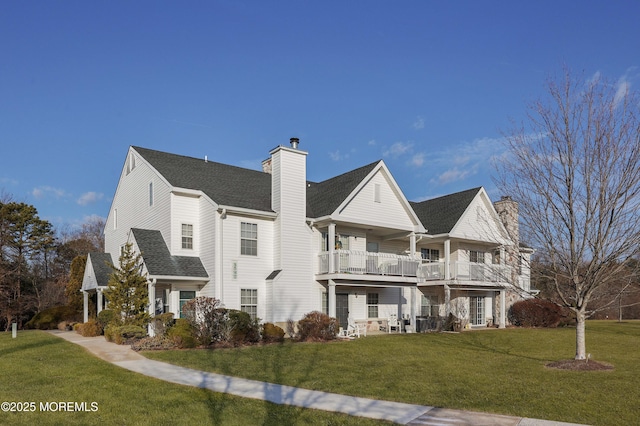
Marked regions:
[105,149,172,256]
[451,192,509,245]
[198,197,217,298]
[171,193,200,256]
[337,170,416,230]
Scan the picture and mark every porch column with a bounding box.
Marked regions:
[97,289,103,314]
[444,284,451,316]
[499,246,506,264]
[444,239,451,280]
[148,279,156,337]
[499,289,506,328]
[328,222,336,273]
[83,291,89,323]
[410,286,417,330]
[328,280,336,318]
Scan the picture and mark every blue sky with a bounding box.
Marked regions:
[2,1,639,231]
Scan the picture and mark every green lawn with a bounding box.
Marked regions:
[145,321,640,426]
[0,331,387,425]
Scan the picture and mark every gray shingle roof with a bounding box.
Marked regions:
[410,187,481,235]
[89,252,113,287]
[133,146,273,212]
[306,161,380,217]
[131,228,209,278]
[134,145,381,219]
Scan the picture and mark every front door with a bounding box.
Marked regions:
[336,293,349,329]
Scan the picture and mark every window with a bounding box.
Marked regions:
[367,292,379,318]
[241,222,257,256]
[470,250,485,263]
[321,291,328,315]
[421,248,439,261]
[470,296,485,325]
[182,224,193,249]
[149,181,154,206]
[179,290,196,318]
[241,289,258,320]
[321,232,349,251]
[374,183,381,203]
[421,294,439,317]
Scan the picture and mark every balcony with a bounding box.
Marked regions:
[318,250,420,278]
[418,261,512,283]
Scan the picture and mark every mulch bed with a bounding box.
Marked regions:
[546,359,614,371]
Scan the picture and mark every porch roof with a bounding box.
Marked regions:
[88,252,113,287]
[131,228,209,279]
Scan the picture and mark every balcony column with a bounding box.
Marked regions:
[499,289,506,328]
[328,223,336,273]
[444,239,451,280]
[409,232,416,258]
[410,286,417,330]
[328,280,336,318]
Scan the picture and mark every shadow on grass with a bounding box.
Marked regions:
[0,332,62,358]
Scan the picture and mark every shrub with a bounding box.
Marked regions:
[104,324,146,344]
[167,319,197,349]
[131,335,177,351]
[229,310,261,345]
[262,322,285,343]
[182,297,231,346]
[97,309,117,328]
[76,319,102,337]
[25,305,80,330]
[151,313,175,337]
[295,311,338,342]
[508,298,569,327]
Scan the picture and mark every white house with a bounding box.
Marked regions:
[81,138,534,332]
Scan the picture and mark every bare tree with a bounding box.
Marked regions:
[495,68,640,360]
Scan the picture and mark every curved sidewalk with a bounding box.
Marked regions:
[49,330,586,426]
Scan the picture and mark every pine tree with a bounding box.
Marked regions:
[104,243,149,326]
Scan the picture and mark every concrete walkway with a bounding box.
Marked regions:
[49,330,587,426]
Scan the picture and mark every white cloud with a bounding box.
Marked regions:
[383,141,413,158]
[329,150,349,161]
[412,116,425,130]
[431,167,472,185]
[368,139,377,146]
[32,186,67,199]
[409,152,425,167]
[614,76,631,107]
[77,191,104,206]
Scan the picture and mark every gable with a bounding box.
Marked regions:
[333,163,421,231]
[81,252,113,291]
[411,187,480,235]
[450,189,510,245]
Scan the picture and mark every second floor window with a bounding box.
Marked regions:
[182,224,193,249]
[421,248,439,261]
[241,222,257,256]
[470,250,485,263]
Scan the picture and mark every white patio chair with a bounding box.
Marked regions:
[347,317,367,337]
[388,314,401,333]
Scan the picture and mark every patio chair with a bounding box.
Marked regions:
[388,314,401,333]
[347,317,367,337]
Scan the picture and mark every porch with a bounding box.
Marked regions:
[318,250,420,278]
[418,261,511,284]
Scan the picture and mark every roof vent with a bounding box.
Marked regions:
[290,137,299,149]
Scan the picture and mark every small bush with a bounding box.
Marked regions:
[25,305,80,330]
[167,319,197,349]
[262,322,285,343]
[508,298,569,327]
[131,335,177,351]
[97,309,117,328]
[151,313,175,337]
[76,319,102,337]
[182,297,229,346]
[295,311,338,342]
[104,324,146,344]
[229,310,261,345]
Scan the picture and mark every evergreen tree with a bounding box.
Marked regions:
[104,243,149,326]
[65,255,86,312]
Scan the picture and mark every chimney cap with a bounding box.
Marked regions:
[290,137,300,149]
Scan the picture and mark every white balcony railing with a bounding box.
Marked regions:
[318,250,420,277]
[418,261,512,283]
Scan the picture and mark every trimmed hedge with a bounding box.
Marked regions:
[508,298,571,327]
[262,322,285,343]
[25,305,80,330]
[295,311,338,342]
